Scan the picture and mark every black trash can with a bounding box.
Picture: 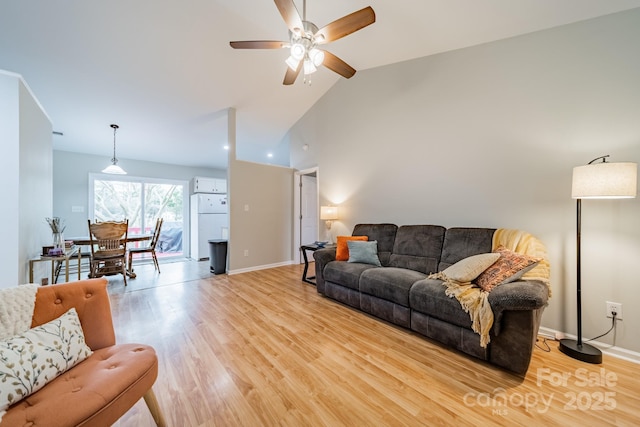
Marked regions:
[208,239,228,274]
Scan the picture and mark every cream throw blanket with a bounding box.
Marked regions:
[0,284,38,340]
[430,229,551,348]
[493,228,551,297]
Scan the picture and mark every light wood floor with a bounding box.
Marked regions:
[109,263,640,427]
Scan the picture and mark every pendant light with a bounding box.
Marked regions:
[102,124,127,175]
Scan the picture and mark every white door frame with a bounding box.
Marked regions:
[293,166,320,264]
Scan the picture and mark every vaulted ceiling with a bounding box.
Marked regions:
[2,0,640,170]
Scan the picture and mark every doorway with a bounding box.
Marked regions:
[293,167,319,264]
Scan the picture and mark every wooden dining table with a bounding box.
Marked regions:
[68,234,152,246]
[67,234,152,278]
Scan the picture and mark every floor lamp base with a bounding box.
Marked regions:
[559,339,602,364]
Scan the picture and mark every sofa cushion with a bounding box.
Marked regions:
[439,227,496,271]
[0,308,92,416]
[388,225,446,274]
[347,240,382,266]
[336,235,368,261]
[324,261,377,291]
[475,246,541,292]
[440,253,501,282]
[409,278,475,330]
[360,267,427,307]
[352,224,398,266]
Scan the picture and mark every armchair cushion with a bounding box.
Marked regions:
[1,343,158,427]
[0,308,92,417]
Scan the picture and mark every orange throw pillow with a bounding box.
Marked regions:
[336,235,369,261]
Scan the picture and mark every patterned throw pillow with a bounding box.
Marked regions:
[439,253,501,282]
[336,235,368,261]
[0,308,92,415]
[475,246,541,292]
[347,240,382,266]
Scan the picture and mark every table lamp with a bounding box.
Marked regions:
[320,206,339,243]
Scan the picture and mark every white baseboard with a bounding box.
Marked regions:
[227,260,294,275]
[538,326,640,364]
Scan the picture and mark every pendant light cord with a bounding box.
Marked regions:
[111,124,119,164]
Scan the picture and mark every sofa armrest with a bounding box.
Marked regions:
[31,278,115,351]
[313,247,336,294]
[487,280,549,312]
[487,280,549,338]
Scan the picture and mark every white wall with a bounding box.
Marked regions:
[0,72,21,286]
[288,10,640,353]
[0,71,53,286]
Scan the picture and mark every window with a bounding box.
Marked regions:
[90,174,189,259]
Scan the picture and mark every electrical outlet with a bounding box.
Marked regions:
[606,301,623,320]
[244,249,249,257]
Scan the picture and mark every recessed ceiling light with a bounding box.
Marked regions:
[267,153,273,158]
[223,145,229,150]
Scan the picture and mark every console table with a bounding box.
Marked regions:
[29,246,81,285]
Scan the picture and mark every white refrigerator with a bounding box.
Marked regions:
[190,193,229,260]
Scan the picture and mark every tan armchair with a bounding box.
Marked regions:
[1,278,166,426]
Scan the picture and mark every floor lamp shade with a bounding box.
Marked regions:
[572,162,637,199]
[560,157,637,364]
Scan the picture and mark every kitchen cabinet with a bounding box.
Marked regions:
[192,176,227,194]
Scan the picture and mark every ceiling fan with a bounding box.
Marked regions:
[230,0,375,85]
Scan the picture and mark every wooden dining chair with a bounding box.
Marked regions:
[88,219,129,286]
[128,218,164,274]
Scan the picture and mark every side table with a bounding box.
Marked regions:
[300,243,334,285]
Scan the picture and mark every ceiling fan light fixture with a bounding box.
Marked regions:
[303,59,317,75]
[309,48,324,67]
[290,42,306,61]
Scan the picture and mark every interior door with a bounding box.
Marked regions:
[300,175,318,247]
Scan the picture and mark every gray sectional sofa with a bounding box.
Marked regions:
[313,224,550,375]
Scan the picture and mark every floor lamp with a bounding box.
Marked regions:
[559,155,637,363]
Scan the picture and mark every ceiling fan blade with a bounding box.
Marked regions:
[322,51,356,79]
[274,0,304,33]
[230,40,287,49]
[315,6,375,44]
[283,61,303,85]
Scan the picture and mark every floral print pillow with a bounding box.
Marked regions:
[0,308,92,416]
